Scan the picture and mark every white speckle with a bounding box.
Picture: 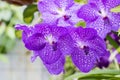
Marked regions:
[76,41,86,49]
[45,34,56,44]
[56,8,66,17]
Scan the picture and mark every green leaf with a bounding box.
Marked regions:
[78,75,120,80]
[74,0,88,4]
[15,30,22,39]
[106,35,120,53]
[111,5,120,13]
[65,69,120,80]
[106,35,119,49]
[117,47,120,53]
[23,4,38,24]
[76,21,86,27]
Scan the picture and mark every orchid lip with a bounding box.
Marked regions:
[83,46,90,55]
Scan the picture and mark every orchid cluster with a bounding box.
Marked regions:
[15,0,120,75]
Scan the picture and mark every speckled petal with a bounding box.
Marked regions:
[57,18,72,26]
[69,27,97,41]
[102,0,120,9]
[109,13,120,31]
[66,3,82,25]
[50,26,69,38]
[44,55,65,74]
[25,33,46,50]
[77,4,98,22]
[35,43,62,64]
[58,34,74,55]
[38,0,58,13]
[89,0,105,8]
[87,36,107,56]
[87,17,111,39]
[54,0,73,9]
[41,12,58,25]
[34,24,50,35]
[68,12,82,26]
[66,4,82,25]
[116,54,120,64]
[71,47,97,72]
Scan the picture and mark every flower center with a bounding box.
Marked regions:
[103,16,110,25]
[45,34,58,51]
[57,8,66,17]
[98,9,107,18]
[45,34,56,45]
[98,9,110,25]
[63,15,71,21]
[56,8,71,21]
[83,46,89,55]
[52,42,57,51]
[76,41,89,55]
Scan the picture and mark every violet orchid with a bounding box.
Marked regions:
[15,24,74,74]
[38,0,82,26]
[14,0,120,75]
[77,0,120,38]
[68,27,108,72]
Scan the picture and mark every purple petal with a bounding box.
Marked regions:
[87,17,111,39]
[35,43,62,64]
[15,24,28,31]
[96,51,112,69]
[77,4,98,22]
[108,13,120,31]
[69,27,107,57]
[96,56,110,69]
[88,36,108,56]
[69,27,97,41]
[25,33,46,50]
[38,0,58,13]
[54,0,73,9]
[57,18,72,26]
[89,36,106,49]
[31,52,39,62]
[68,12,82,26]
[34,24,51,35]
[44,55,65,74]
[50,26,69,38]
[58,34,74,55]
[71,47,97,72]
[41,12,58,25]
[89,0,105,8]
[102,0,120,9]
[66,4,82,25]
[77,28,98,40]
[116,54,120,64]
[15,24,33,43]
